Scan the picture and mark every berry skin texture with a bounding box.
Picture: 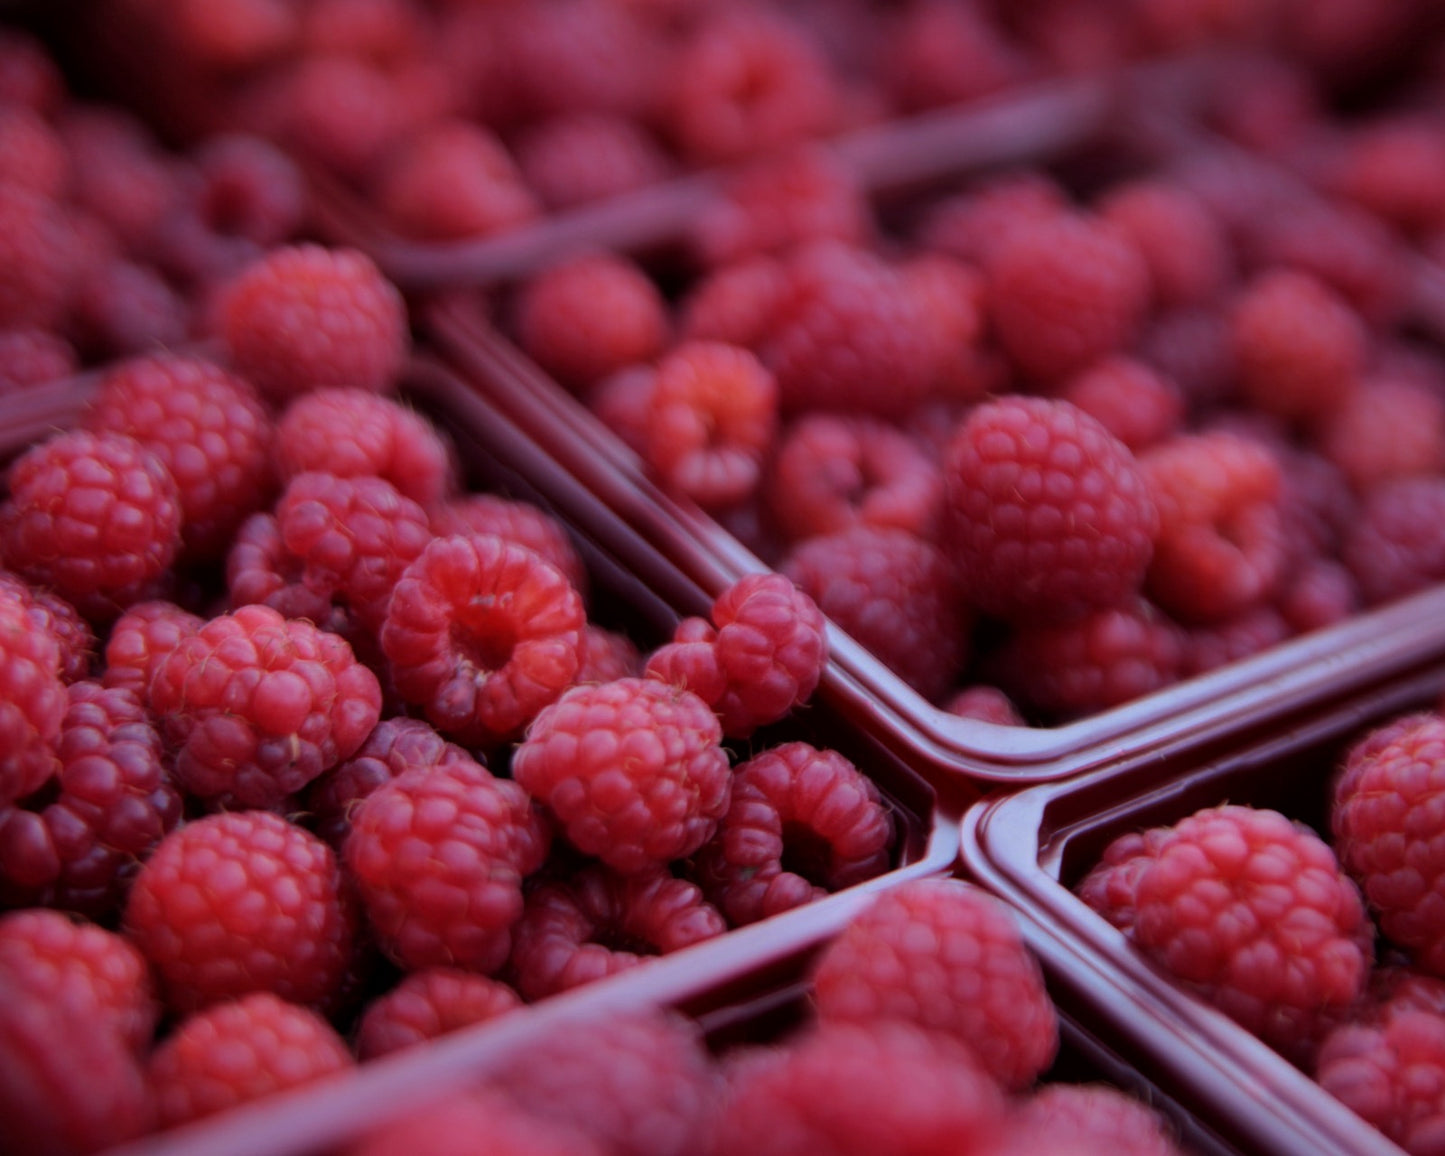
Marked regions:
[811,878,1058,1091]
[350,1088,603,1156]
[380,534,586,747]
[1316,1008,1445,1154]
[148,992,354,1130]
[1057,357,1184,453]
[1097,178,1233,309]
[430,495,587,597]
[149,604,382,809]
[0,583,65,806]
[101,599,202,702]
[1318,375,1445,493]
[124,810,356,1016]
[2,428,182,622]
[1008,1083,1185,1156]
[220,243,409,400]
[944,685,1026,726]
[345,758,549,973]
[944,396,1158,624]
[1342,477,1445,606]
[512,677,730,875]
[515,111,673,213]
[355,968,521,1061]
[695,741,893,927]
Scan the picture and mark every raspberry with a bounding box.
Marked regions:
[68,258,190,362]
[878,0,1027,112]
[514,252,669,394]
[355,968,521,1061]
[1278,558,1360,634]
[300,0,426,66]
[381,534,586,747]
[986,210,1150,382]
[168,0,298,69]
[0,571,94,684]
[1317,1008,1445,1154]
[0,28,65,114]
[1057,357,1184,453]
[509,863,726,999]
[578,624,642,684]
[0,184,77,331]
[149,604,382,809]
[124,810,355,1015]
[919,172,1069,268]
[85,353,275,560]
[782,525,967,701]
[1342,477,1445,606]
[220,243,409,400]
[765,414,943,544]
[59,106,179,258]
[589,365,656,456]
[148,992,354,1130]
[192,132,307,250]
[0,681,180,917]
[345,758,549,973]
[511,677,729,875]
[695,741,893,926]
[373,119,540,242]
[944,684,1026,726]
[514,112,673,212]
[1181,606,1292,677]
[0,327,77,394]
[1137,306,1235,410]
[1317,375,1445,493]
[943,396,1157,623]
[812,878,1057,1089]
[644,340,778,510]
[1330,118,1445,237]
[1229,270,1365,426]
[2,428,182,623]
[0,102,66,197]
[101,599,202,701]
[1076,827,1178,936]
[677,255,790,350]
[988,600,1186,719]
[276,387,457,510]
[904,253,989,397]
[350,1088,602,1156]
[1096,178,1233,309]
[711,1019,1007,1156]
[430,495,587,597]
[1007,1083,1185,1156]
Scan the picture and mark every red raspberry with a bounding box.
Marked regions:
[1317,375,1445,492]
[1330,118,1445,237]
[577,624,642,684]
[511,677,729,875]
[677,255,790,350]
[148,992,354,1130]
[0,327,77,394]
[355,967,521,1061]
[381,534,586,747]
[711,1019,1007,1156]
[0,182,77,330]
[1057,357,1184,453]
[430,494,587,598]
[373,119,540,242]
[0,571,94,684]
[514,252,669,394]
[68,258,190,363]
[1229,270,1365,426]
[1097,178,1233,309]
[0,102,67,197]
[1317,1008,1445,1154]
[220,243,409,400]
[349,1088,602,1156]
[694,741,893,926]
[1,428,182,622]
[59,106,179,257]
[944,684,1026,726]
[101,599,202,701]
[191,132,307,250]
[0,681,180,917]
[1138,306,1235,410]
[1181,605,1292,677]
[904,253,990,398]
[1342,477,1445,606]
[1006,1083,1185,1156]
[919,172,1069,268]
[1076,826,1178,936]
[943,396,1157,623]
[644,340,778,510]
[225,510,343,633]
[514,112,673,212]
[276,387,457,510]
[988,600,1186,719]
[167,0,298,70]
[589,365,656,456]
[345,758,549,973]
[878,0,1028,112]
[1278,558,1360,634]
[986,210,1150,383]
[509,863,726,1000]
[149,604,382,809]
[765,414,943,544]
[85,352,275,560]
[124,810,356,1015]
[782,525,968,701]
[300,0,427,66]
[812,878,1057,1090]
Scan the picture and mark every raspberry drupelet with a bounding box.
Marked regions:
[1057,357,1185,453]
[0,580,66,807]
[1317,375,1445,493]
[514,111,673,213]
[1317,1007,1445,1155]
[1342,476,1445,606]
[355,968,522,1061]
[100,599,202,702]
[677,254,790,349]
[1007,1083,1186,1156]
[430,493,588,598]
[1096,178,1233,309]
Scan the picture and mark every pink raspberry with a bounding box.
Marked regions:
[85,352,275,560]
[1097,178,1233,308]
[0,182,78,331]
[0,569,93,684]
[782,525,968,701]
[1342,477,1445,606]
[350,1088,602,1156]
[508,863,726,1000]
[0,681,180,918]
[0,102,65,197]
[1181,605,1292,677]
[986,210,1150,382]
[512,677,730,875]
[0,583,64,807]
[191,132,307,250]
[1076,827,1179,935]
[1317,375,1445,492]
[355,968,521,1061]
[431,495,587,596]
[514,112,673,212]
[1330,118,1445,237]
[577,624,642,684]
[1278,558,1360,634]
[904,253,990,398]
[944,684,1026,726]
[101,599,202,702]
[694,741,893,926]
[1,428,182,622]
[1057,357,1184,453]
[276,387,457,509]
[148,992,354,1130]
[220,243,409,400]
[59,106,179,255]
[919,172,1069,268]
[1317,1008,1445,1154]
[878,0,1027,112]
[812,878,1058,1090]
[677,255,790,350]
[0,326,77,394]
[1138,306,1235,410]
[589,365,656,456]
[299,0,428,66]
[943,396,1158,623]
[345,758,549,973]
[380,534,586,747]
[124,810,356,1015]
[148,603,382,809]
[1005,1083,1186,1156]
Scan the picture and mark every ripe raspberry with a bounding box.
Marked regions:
[509,863,726,1000]
[589,365,656,456]
[677,254,790,350]
[373,119,540,242]
[943,396,1157,623]
[350,1088,602,1156]
[1342,477,1445,606]
[345,758,549,973]
[711,1019,1007,1156]
[191,132,307,250]
[812,878,1057,1089]
[220,243,408,400]
[381,534,586,747]
[878,0,1027,112]
[1057,357,1184,453]
[101,599,202,702]
[0,681,180,917]
[0,182,79,330]
[512,677,729,875]
[918,172,1068,268]
[578,624,642,684]
[782,525,968,701]
[59,105,179,256]
[0,102,66,197]
[514,112,673,212]
[355,968,521,1061]
[1330,118,1445,237]
[85,353,275,559]
[944,684,1026,726]
[300,0,428,66]
[1007,1083,1185,1156]
[2,428,182,622]
[1138,306,1235,410]
[1076,827,1179,936]
[68,258,190,363]
[1317,375,1445,492]
[1278,558,1360,634]
[0,588,62,811]
[0,571,94,684]
[1181,606,1292,677]
[1317,1008,1445,1154]
[986,210,1150,382]
[430,495,587,597]
[1097,179,1233,309]
[765,414,943,545]
[1229,270,1366,426]
[149,604,382,809]
[514,252,669,394]
[694,742,893,926]
[0,326,77,394]
[148,992,354,1130]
